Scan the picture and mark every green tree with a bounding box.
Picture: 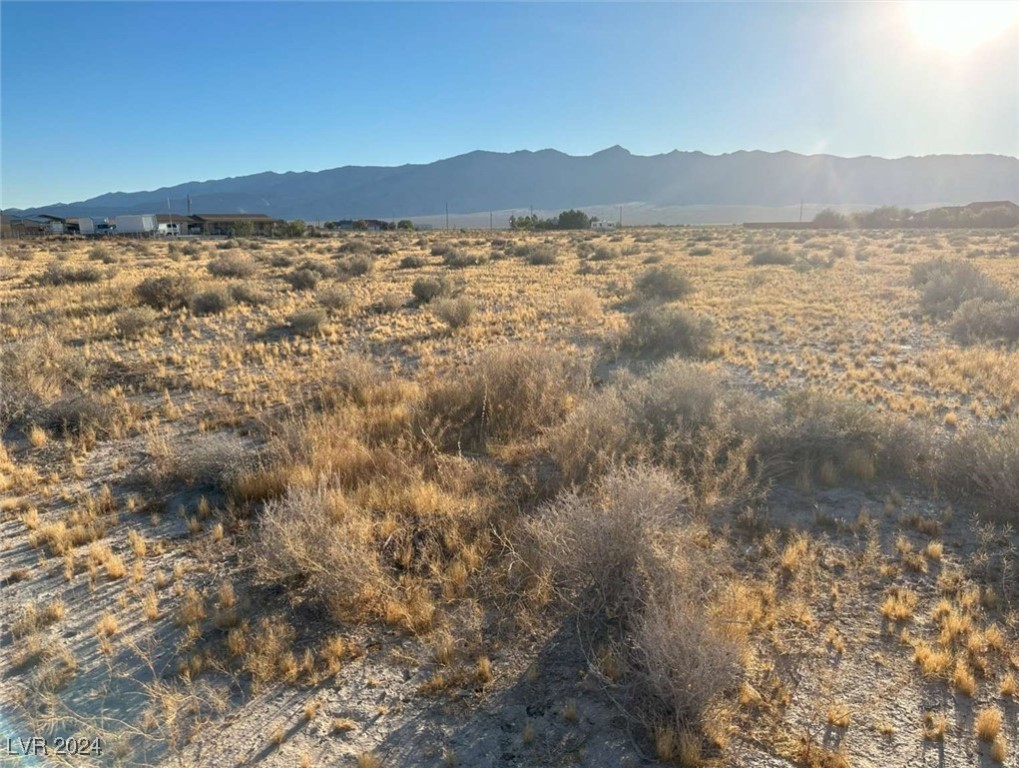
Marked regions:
[556,209,591,230]
[397,219,414,230]
[230,220,255,237]
[812,209,847,228]
[353,220,368,231]
[282,219,307,238]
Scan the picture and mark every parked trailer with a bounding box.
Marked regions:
[114,214,157,235]
[78,218,95,235]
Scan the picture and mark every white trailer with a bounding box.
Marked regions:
[78,218,95,235]
[114,214,157,235]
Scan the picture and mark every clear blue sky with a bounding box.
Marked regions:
[2,1,1017,209]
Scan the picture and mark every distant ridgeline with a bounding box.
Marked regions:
[811,201,1019,229]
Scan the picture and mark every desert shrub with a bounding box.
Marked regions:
[938,417,1019,520]
[337,239,370,255]
[632,565,742,734]
[286,268,320,291]
[910,259,1005,317]
[590,246,619,261]
[526,245,558,265]
[561,288,601,320]
[420,344,589,450]
[147,432,250,492]
[430,243,454,257]
[314,356,396,409]
[633,265,693,302]
[181,242,203,257]
[521,466,741,733]
[190,287,234,316]
[297,259,337,278]
[623,305,717,358]
[412,276,451,304]
[230,282,271,306]
[208,252,256,278]
[432,297,475,331]
[547,360,760,497]
[689,246,712,257]
[289,308,327,337]
[135,274,197,310]
[749,246,796,266]
[317,285,354,313]
[339,254,374,277]
[0,334,91,426]
[114,307,159,338]
[761,390,922,483]
[399,255,427,269]
[371,292,405,314]
[43,393,116,437]
[88,245,117,263]
[526,466,690,609]
[254,484,384,621]
[39,263,103,286]
[948,298,1019,345]
[443,249,488,268]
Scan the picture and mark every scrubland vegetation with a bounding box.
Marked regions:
[2,226,1018,767]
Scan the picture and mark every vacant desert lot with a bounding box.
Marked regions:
[2,227,1018,768]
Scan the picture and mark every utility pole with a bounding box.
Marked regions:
[799,199,804,223]
[490,211,493,231]
[167,198,173,237]
[618,205,622,227]
[445,202,449,231]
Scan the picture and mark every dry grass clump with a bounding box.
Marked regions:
[420,343,589,451]
[975,706,1002,741]
[622,305,717,359]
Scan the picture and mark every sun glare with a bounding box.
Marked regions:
[908,1,1019,54]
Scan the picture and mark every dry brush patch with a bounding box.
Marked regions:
[2,230,1018,768]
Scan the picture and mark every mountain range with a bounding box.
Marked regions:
[8,147,1018,222]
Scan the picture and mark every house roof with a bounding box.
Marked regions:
[191,213,280,222]
[155,214,199,224]
[964,201,1019,212]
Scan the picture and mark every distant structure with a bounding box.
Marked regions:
[3,212,287,238]
[326,219,396,232]
[591,220,617,230]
